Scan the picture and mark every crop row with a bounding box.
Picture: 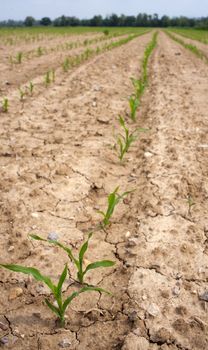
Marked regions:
[1,31,151,112]
[8,31,128,65]
[0,33,157,327]
[166,31,208,63]
[0,27,149,45]
[168,28,208,45]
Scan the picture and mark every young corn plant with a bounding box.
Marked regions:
[142,32,158,86]
[62,58,70,72]
[19,87,25,102]
[9,55,14,66]
[30,232,115,284]
[16,51,23,64]
[0,263,109,327]
[103,30,109,36]
[45,70,51,86]
[129,94,139,122]
[98,187,133,227]
[2,98,9,113]
[37,46,43,56]
[131,77,145,99]
[29,81,34,95]
[51,69,55,83]
[117,116,145,161]
[187,195,195,215]
[96,46,101,54]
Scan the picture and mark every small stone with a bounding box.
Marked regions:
[96,116,109,124]
[204,224,208,232]
[54,137,63,144]
[0,322,8,331]
[92,101,97,107]
[36,284,50,295]
[92,180,103,189]
[147,303,160,317]
[122,334,149,350]
[125,231,131,239]
[55,164,68,176]
[127,238,137,247]
[31,212,39,218]
[151,327,173,343]
[47,232,59,241]
[15,232,22,238]
[8,246,15,252]
[128,311,138,322]
[9,287,23,300]
[199,291,208,302]
[58,338,72,348]
[144,151,153,158]
[13,328,20,336]
[172,286,181,296]
[0,336,9,345]
[93,85,101,91]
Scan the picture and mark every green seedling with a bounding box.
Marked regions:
[129,95,139,122]
[187,195,195,215]
[103,30,109,36]
[62,58,70,72]
[51,69,55,82]
[84,48,93,60]
[19,87,25,101]
[96,46,101,54]
[45,70,51,86]
[142,32,158,85]
[0,263,109,326]
[2,98,8,112]
[37,46,43,56]
[131,77,145,99]
[16,51,23,64]
[30,232,115,284]
[166,31,207,63]
[9,55,14,66]
[98,187,133,227]
[29,81,34,95]
[117,116,146,161]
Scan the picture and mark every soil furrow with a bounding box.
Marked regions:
[122,31,208,350]
[0,32,153,349]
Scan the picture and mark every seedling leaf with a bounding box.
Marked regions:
[0,264,55,292]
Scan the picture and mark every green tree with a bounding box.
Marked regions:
[24,16,35,27]
[40,17,51,26]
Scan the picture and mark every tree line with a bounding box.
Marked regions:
[1,13,208,28]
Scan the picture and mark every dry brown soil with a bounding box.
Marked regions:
[170,31,208,59]
[0,30,207,350]
[0,32,128,95]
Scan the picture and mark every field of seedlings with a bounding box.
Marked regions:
[0,27,208,350]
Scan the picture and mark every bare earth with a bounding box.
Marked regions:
[0,31,207,349]
[170,31,208,59]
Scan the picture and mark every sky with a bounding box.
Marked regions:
[0,0,207,21]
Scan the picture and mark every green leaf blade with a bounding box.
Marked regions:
[84,260,115,275]
[0,264,55,292]
[57,265,68,298]
[45,299,61,318]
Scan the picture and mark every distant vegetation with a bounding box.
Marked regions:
[1,14,208,28]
